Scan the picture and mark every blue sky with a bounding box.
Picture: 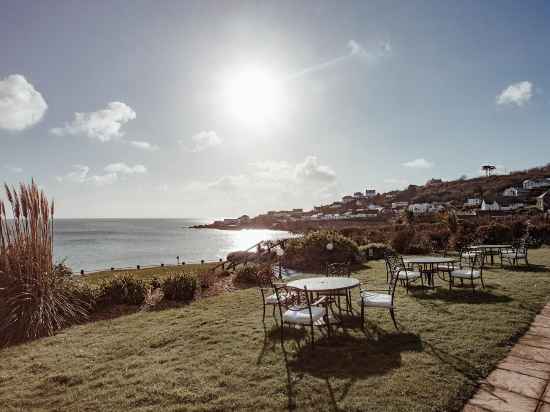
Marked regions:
[1,0,550,218]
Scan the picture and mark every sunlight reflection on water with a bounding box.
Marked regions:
[221,229,296,256]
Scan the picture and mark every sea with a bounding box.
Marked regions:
[53,219,293,273]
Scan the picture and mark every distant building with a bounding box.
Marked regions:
[464,198,482,207]
[238,215,250,223]
[353,192,365,199]
[223,218,239,225]
[329,202,343,209]
[392,201,409,209]
[365,189,377,198]
[537,191,550,212]
[426,178,443,186]
[342,195,355,204]
[523,178,550,190]
[503,187,528,197]
[481,200,500,211]
[408,203,432,215]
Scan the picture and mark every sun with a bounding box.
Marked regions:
[223,67,284,127]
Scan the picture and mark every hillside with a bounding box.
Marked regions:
[382,164,550,205]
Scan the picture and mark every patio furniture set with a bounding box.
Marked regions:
[259,241,529,347]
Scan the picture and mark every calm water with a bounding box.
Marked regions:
[53,219,292,272]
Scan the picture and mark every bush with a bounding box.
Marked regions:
[359,243,393,260]
[0,181,89,345]
[283,230,360,270]
[234,264,260,285]
[97,275,148,306]
[391,226,415,254]
[196,269,216,289]
[477,223,513,244]
[162,273,197,302]
[226,251,257,266]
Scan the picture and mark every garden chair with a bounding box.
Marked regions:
[500,239,529,267]
[258,270,295,322]
[385,251,423,294]
[458,245,480,266]
[273,283,331,348]
[357,252,401,330]
[449,252,485,294]
[319,262,352,314]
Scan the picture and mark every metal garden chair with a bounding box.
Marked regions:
[500,239,529,267]
[273,283,331,348]
[449,252,485,294]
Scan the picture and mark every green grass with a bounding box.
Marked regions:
[81,262,218,286]
[2,249,550,411]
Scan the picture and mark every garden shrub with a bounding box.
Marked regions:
[391,226,415,254]
[162,273,197,302]
[234,264,260,285]
[477,223,513,244]
[196,269,216,289]
[283,230,360,270]
[97,275,147,306]
[359,243,393,260]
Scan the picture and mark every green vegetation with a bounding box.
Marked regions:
[2,249,550,411]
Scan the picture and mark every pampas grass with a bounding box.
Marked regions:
[0,181,89,345]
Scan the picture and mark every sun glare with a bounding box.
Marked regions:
[223,67,284,127]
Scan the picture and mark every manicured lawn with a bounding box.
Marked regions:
[1,249,550,411]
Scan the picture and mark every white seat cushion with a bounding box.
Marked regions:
[397,270,422,280]
[265,291,294,305]
[282,306,326,325]
[450,269,481,279]
[358,291,393,308]
[501,251,526,258]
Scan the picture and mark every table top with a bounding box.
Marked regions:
[403,256,458,264]
[286,276,360,292]
[470,244,512,249]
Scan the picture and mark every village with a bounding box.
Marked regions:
[202,175,550,230]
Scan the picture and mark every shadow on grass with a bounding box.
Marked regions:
[411,288,513,304]
[506,264,550,273]
[271,327,422,410]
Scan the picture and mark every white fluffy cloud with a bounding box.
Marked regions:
[295,156,337,183]
[104,162,147,174]
[57,165,117,186]
[4,165,23,173]
[50,101,136,142]
[129,140,159,151]
[181,131,222,152]
[0,74,47,131]
[496,81,533,107]
[403,158,434,169]
[58,163,146,186]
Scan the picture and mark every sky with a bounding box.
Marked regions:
[2,0,550,218]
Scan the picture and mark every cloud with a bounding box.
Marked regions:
[50,101,136,142]
[104,162,147,174]
[129,140,159,151]
[288,40,391,79]
[58,162,146,186]
[402,158,434,169]
[0,74,47,131]
[181,131,222,152]
[496,81,533,107]
[294,156,337,182]
[207,175,249,192]
[57,165,117,186]
[4,165,23,173]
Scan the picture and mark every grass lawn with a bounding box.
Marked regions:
[1,249,550,411]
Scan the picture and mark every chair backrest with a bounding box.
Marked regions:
[468,251,485,275]
[384,251,403,300]
[326,262,351,277]
[273,283,314,321]
[515,238,528,255]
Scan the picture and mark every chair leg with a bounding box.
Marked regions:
[361,302,365,330]
[471,278,475,294]
[449,276,453,291]
[310,322,315,349]
[262,304,266,322]
[390,309,398,329]
[480,275,485,289]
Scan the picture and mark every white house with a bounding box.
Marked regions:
[503,187,528,197]
[464,198,482,207]
[392,201,409,209]
[537,191,550,212]
[408,203,432,215]
[481,200,501,211]
[523,178,550,190]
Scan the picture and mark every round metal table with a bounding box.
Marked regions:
[286,277,360,324]
[469,244,512,265]
[402,256,458,287]
[286,276,360,292]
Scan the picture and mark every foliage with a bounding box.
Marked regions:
[391,226,416,254]
[196,269,217,289]
[477,223,514,244]
[226,251,257,266]
[359,243,393,260]
[97,275,148,306]
[234,264,261,285]
[283,230,360,270]
[0,181,89,345]
[161,273,197,302]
